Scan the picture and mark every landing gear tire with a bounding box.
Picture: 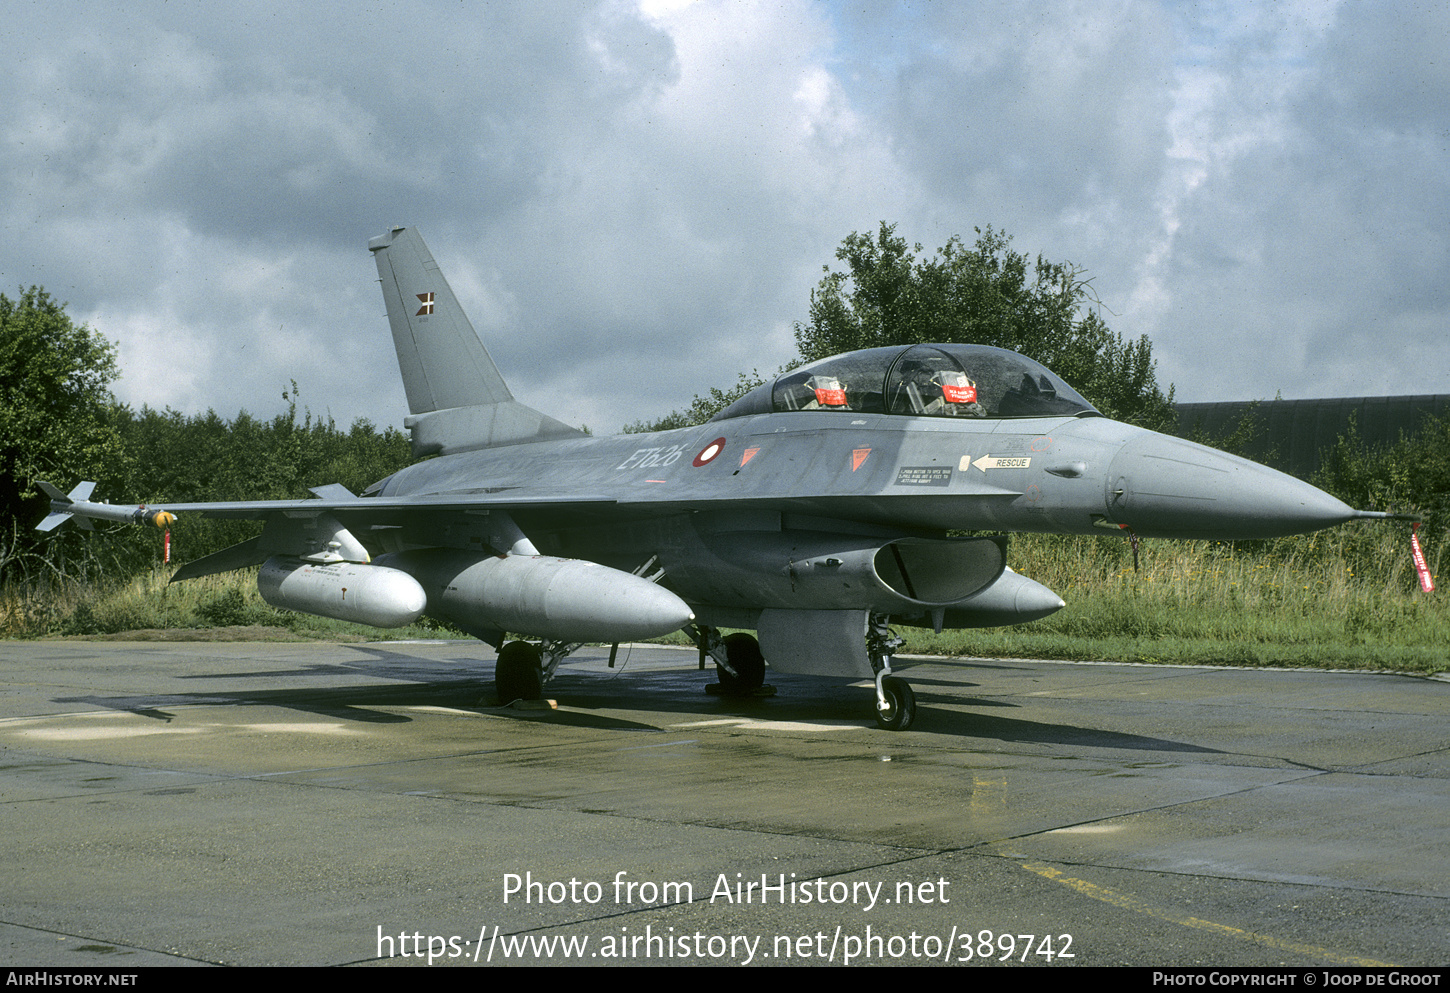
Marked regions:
[875,676,916,731]
[496,640,544,702]
[717,633,765,695]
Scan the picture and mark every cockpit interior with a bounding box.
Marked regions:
[712,343,1099,421]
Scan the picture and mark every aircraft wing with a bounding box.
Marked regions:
[135,491,619,520]
[38,483,627,582]
[40,475,1019,543]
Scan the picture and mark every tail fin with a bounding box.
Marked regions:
[35,480,97,532]
[369,226,585,457]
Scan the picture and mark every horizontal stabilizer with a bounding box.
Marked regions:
[404,402,584,457]
[169,508,372,582]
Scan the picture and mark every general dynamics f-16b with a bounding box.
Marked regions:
[39,227,1396,729]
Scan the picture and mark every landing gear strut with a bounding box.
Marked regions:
[868,613,915,731]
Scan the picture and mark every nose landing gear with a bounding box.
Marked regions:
[869,614,915,731]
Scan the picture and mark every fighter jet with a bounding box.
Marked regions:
[38,227,1395,729]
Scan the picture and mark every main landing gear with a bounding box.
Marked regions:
[688,625,769,697]
[494,639,581,704]
[496,616,917,726]
[495,640,543,702]
[719,632,766,694]
[690,616,917,730]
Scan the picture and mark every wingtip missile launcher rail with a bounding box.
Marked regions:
[36,481,175,533]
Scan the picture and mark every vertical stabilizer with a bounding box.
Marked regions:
[369,227,584,456]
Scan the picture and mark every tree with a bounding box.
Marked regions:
[107,389,416,567]
[0,292,419,583]
[1316,412,1450,534]
[794,223,1174,428]
[0,288,127,580]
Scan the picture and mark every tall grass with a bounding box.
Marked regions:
[901,526,1449,671]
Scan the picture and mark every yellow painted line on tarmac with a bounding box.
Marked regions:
[1020,861,1395,968]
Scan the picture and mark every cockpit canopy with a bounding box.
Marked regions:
[712,344,1099,422]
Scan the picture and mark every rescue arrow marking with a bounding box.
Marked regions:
[964,455,1032,472]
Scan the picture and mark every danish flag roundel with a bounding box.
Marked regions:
[693,437,727,466]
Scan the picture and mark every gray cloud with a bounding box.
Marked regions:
[1,0,1445,441]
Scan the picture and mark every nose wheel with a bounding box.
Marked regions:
[875,675,916,731]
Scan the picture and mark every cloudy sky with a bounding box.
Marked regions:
[3,0,1446,435]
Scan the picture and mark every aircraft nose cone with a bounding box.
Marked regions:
[1106,433,1357,539]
